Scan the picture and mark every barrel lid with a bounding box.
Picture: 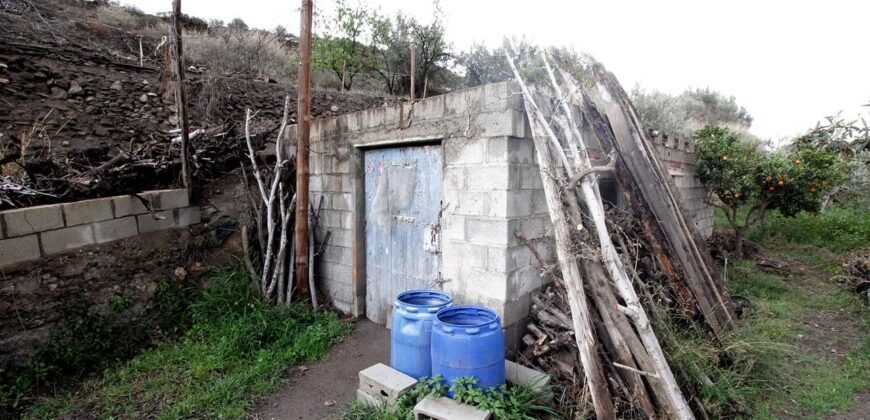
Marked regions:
[434,305,501,334]
[394,290,453,313]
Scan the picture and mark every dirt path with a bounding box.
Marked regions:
[254,319,389,420]
[771,255,868,419]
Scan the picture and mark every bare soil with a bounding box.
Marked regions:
[254,319,389,420]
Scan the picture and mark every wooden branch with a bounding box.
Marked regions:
[505,39,616,419]
[566,160,615,190]
[546,51,694,419]
[614,362,659,379]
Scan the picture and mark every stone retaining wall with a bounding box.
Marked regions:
[0,189,200,268]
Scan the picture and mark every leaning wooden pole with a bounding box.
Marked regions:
[170,0,192,196]
[505,41,616,419]
[543,56,694,419]
[294,0,313,297]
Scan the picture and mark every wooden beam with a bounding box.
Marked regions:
[170,0,192,196]
[295,0,313,296]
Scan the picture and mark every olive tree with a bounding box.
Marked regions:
[313,0,374,91]
[632,88,753,139]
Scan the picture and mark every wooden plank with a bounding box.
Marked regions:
[593,72,735,334]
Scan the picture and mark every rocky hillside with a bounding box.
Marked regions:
[0,0,386,208]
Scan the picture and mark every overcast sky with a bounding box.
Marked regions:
[131,0,869,141]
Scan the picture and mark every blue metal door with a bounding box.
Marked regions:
[364,145,443,325]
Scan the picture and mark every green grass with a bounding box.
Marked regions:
[680,211,870,418]
[715,205,870,252]
[25,268,351,419]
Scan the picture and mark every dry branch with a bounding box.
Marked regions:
[504,42,732,419]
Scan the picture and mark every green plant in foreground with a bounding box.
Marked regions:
[669,251,869,418]
[342,376,556,420]
[0,298,148,411]
[25,267,351,419]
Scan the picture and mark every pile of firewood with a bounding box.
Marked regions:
[506,43,735,419]
[843,252,870,304]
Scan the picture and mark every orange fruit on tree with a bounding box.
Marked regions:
[778,180,784,186]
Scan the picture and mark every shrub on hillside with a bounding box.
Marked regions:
[185,28,297,83]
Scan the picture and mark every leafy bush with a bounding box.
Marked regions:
[696,126,844,256]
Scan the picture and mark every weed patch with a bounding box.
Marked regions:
[672,238,869,418]
[24,268,350,419]
[342,376,556,420]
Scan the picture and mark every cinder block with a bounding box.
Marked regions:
[324,175,343,192]
[93,216,138,243]
[442,215,465,241]
[464,270,508,301]
[359,363,417,402]
[356,389,387,407]
[309,175,323,191]
[484,82,520,112]
[152,189,189,210]
[332,193,352,211]
[465,218,509,245]
[2,204,64,237]
[444,138,485,166]
[414,95,447,120]
[176,207,201,227]
[41,225,94,255]
[466,166,512,191]
[505,360,551,392]
[413,395,491,420]
[62,197,113,226]
[137,210,175,233]
[502,295,532,326]
[0,235,41,266]
[112,193,157,217]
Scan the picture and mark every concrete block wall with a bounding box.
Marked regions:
[289,82,535,327]
[649,132,714,237]
[0,189,201,268]
[292,81,712,351]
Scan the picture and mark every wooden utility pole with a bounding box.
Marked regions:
[409,44,416,101]
[295,0,313,297]
[171,0,192,196]
[138,35,144,67]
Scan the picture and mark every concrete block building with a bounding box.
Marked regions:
[288,81,712,348]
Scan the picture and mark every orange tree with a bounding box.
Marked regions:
[695,126,843,256]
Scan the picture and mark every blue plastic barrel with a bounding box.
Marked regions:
[391,290,453,379]
[431,305,505,395]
